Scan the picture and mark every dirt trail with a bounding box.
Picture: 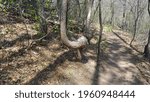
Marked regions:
[28,30,148,85]
[75,30,149,85]
[0,22,149,85]
[94,31,148,85]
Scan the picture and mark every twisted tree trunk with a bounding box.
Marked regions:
[61,0,88,60]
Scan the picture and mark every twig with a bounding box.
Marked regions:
[27,33,49,49]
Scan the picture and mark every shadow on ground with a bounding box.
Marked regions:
[91,31,148,85]
[26,50,80,85]
[0,23,149,85]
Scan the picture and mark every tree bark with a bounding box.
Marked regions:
[144,0,150,60]
[130,17,138,45]
[122,0,127,30]
[110,0,115,26]
[97,0,103,64]
[130,0,142,45]
[61,0,88,60]
[84,0,94,43]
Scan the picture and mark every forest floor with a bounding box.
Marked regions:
[0,14,150,85]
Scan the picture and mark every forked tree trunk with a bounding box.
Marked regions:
[60,0,88,60]
[144,0,150,60]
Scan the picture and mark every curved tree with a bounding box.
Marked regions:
[60,0,88,60]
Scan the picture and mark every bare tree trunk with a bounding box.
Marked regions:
[86,0,94,28]
[130,18,138,45]
[75,0,81,20]
[84,0,94,43]
[122,0,127,30]
[130,0,140,45]
[91,4,99,23]
[110,0,115,26]
[75,0,82,31]
[97,0,103,64]
[56,0,61,21]
[61,0,88,60]
[144,30,150,58]
[144,0,150,60]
